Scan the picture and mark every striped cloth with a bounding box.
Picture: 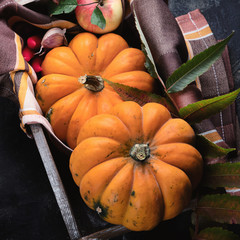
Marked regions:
[0,0,77,151]
[0,1,237,158]
[176,9,237,152]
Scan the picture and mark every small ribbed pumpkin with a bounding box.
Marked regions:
[69,101,203,231]
[35,32,154,149]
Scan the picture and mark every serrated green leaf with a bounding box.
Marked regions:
[196,194,240,224]
[179,88,240,124]
[166,32,234,93]
[196,135,235,159]
[103,79,177,114]
[201,162,240,189]
[48,0,78,15]
[196,227,240,240]
[91,6,106,29]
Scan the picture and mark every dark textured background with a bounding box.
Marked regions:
[1,1,240,239]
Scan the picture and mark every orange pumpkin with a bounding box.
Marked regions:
[35,32,154,149]
[69,101,203,231]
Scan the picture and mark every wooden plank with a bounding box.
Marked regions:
[30,124,81,240]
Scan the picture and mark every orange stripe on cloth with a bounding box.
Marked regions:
[8,16,76,30]
[10,33,38,85]
[199,129,224,144]
[183,25,213,40]
[18,71,29,110]
[14,33,25,71]
[19,72,43,115]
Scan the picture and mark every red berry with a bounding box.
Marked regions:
[31,56,43,73]
[22,46,34,62]
[27,35,42,50]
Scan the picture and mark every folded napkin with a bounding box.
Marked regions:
[0,0,237,161]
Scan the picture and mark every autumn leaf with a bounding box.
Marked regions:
[179,88,240,124]
[103,79,178,114]
[166,32,234,93]
[196,135,236,159]
[201,162,240,189]
[196,194,240,224]
[194,227,240,240]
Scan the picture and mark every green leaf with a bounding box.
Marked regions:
[103,79,178,114]
[196,135,235,159]
[196,194,240,224]
[196,227,240,240]
[166,32,234,93]
[48,0,78,15]
[179,88,240,124]
[91,6,106,29]
[202,162,240,189]
[141,44,158,79]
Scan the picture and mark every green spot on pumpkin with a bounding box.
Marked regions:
[36,93,44,104]
[83,190,90,202]
[46,108,53,123]
[131,190,135,197]
[132,220,137,226]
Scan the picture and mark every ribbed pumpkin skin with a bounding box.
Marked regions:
[69,101,203,231]
[35,32,154,149]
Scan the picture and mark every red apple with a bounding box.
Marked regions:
[75,0,123,34]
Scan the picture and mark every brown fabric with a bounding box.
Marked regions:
[129,0,188,81]
[2,0,64,25]
[0,19,17,75]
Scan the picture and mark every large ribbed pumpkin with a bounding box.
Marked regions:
[35,32,154,149]
[69,101,203,231]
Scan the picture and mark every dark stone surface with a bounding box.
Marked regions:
[0,97,70,240]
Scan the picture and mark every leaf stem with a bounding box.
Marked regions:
[164,90,180,117]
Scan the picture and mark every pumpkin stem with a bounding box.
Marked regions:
[79,74,104,92]
[129,143,150,162]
